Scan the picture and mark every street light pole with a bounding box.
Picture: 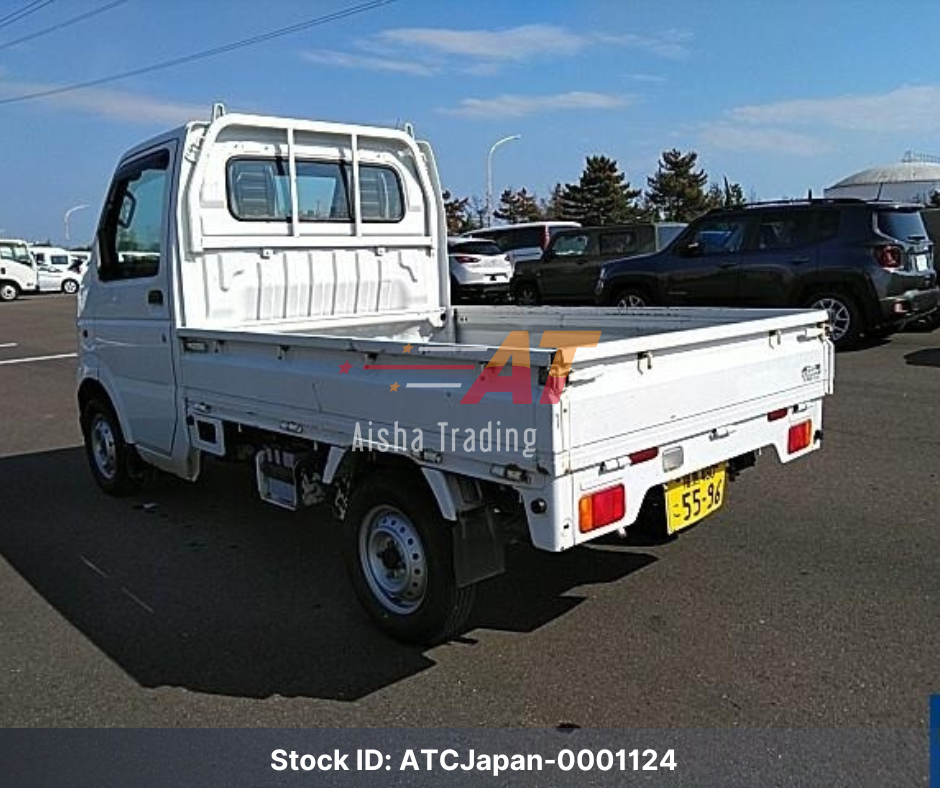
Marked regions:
[486,134,521,227]
[64,204,89,245]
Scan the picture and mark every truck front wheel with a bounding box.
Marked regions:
[0,282,20,302]
[81,398,144,496]
[342,472,475,644]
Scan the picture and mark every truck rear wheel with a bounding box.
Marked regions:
[342,471,475,644]
[80,398,144,496]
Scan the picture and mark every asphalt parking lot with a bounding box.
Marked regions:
[0,294,937,731]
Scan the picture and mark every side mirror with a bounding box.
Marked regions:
[541,248,554,261]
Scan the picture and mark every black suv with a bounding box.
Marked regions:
[595,199,939,346]
[512,222,686,305]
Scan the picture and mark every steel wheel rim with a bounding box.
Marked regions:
[813,297,851,342]
[617,293,646,308]
[0,284,16,301]
[359,505,427,614]
[64,280,78,294]
[90,415,118,481]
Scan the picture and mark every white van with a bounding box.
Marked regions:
[30,245,73,270]
[461,220,580,266]
[0,238,38,301]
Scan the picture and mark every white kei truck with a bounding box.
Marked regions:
[77,107,834,644]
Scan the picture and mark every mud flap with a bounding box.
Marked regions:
[453,506,505,588]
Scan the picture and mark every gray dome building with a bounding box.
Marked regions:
[824,156,940,204]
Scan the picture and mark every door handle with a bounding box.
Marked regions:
[717,261,738,269]
[147,289,164,306]
[790,256,811,265]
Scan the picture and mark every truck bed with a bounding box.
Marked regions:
[178,304,832,479]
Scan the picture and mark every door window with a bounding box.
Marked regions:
[687,218,749,255]
[599,231,637,255]
[551,233,590,257]
[756,212,816,250]
[98,149,170,281]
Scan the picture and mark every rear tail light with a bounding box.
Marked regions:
[767,408,789,422]
[578,484,625,533]
[453,255,477,264]
[787,420,813,454]
[874,245,902,269]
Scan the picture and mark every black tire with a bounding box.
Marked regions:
[805,292,863,347]
[0,282,20,302]
[514,281,539,305]
[342,471,476,645]
[62,279,79,295]
[612,287,651,308]
[80,397,144,496]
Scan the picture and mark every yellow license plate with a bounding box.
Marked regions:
[665,464,726,534]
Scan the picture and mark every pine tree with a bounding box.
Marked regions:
[494,187,543,224]
[705,177,748,210]
[541,183,566,219]
[558,156,642,225]
[646,149,711,221]
[442,190,474,234]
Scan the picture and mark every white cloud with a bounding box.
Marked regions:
[374,24,587,62]
[728,85,940,134]
[306,24,693,76]
[301,50,437,77]
[441,91,630,119]
[0,79,203,124]
[699,123,831,157]
[699,84,940,158]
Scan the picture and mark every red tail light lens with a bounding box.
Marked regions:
[787,420,813,454]
[874,245,902,269]
[767,408,789,422]
[453,255,477,264]
[628,447,659,465]
[578,485,626,533]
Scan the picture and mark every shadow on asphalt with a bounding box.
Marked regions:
[904,348,940,368]
[0,447,656,702]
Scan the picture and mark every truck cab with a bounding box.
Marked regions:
[0,238,39,301]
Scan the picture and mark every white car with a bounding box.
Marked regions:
[36,261,81,294]
[447,238,513,302]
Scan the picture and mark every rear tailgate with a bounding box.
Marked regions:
[560,308,832,473]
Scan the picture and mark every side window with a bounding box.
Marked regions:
[34,252,46,263]
[552,233,590,257]
[688,217,749,255]
[599,231,636,255]
[756,212,815,250]
[0,245,13,261]
[97,149,170,281]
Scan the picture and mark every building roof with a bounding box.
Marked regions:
[830,162,940,188]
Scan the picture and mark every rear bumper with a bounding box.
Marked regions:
[878,287,940,323]
[518,397,825,552]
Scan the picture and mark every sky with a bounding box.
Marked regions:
[2,0,940,244]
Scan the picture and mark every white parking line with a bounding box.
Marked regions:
[0,342,18,349]
[0,352,77,366]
